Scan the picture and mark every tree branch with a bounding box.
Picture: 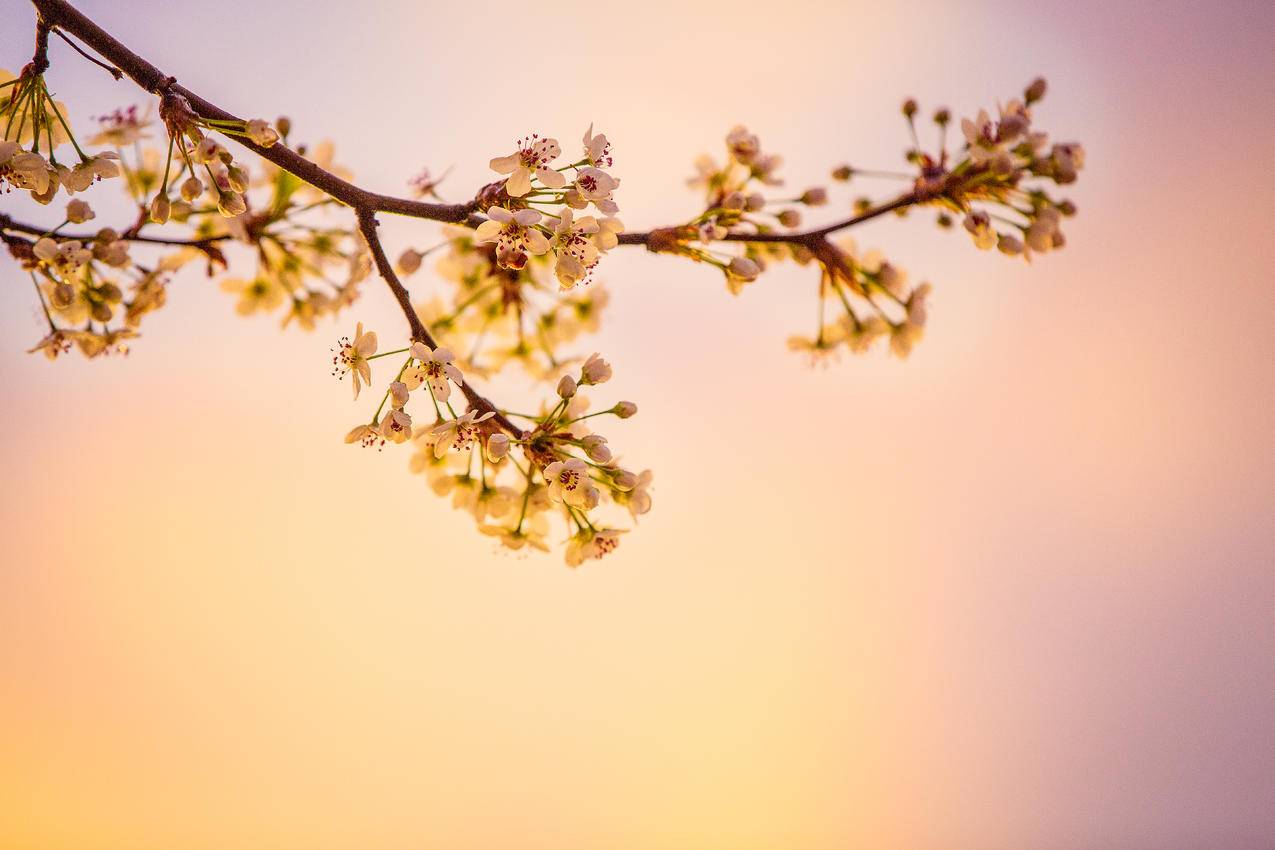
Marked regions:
[27,0,476,225]
[0,213,230,249]
[19,0,944,440]
[355,209,524,438]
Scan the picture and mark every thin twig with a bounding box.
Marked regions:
[0,213,229,248]
[51,26,122,79]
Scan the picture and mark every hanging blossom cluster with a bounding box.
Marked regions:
[1,0,1087,564]
[398,225,611,381]
[642,77,1085,363]
[1,65,121,202]
[150,87,279,221]
[678,124,827,293]
[2,86,374,357]
[338,335,648,565]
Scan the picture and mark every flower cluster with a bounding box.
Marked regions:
[1,66,120,202]
[398,225,612,381]
[2,0,1086,568]
[835,77,1085,262]
[150,88,280,222]
[676,125,828,293]
[787,237,932,362]
[4,99,370,358]
[337,328,650,565]
[475,127,623,289]
[8,198,173,358]
[210,142,370,330]
[646,77,1084,361]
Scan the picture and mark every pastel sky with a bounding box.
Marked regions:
[2,1,1274,848]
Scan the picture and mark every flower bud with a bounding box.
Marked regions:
[557,374,577,398]
[397,248,423,275]
[799,187,827,206]
[727,256,760,281]
[831,164,853,181]
[275,116,292,137]
[389,381,409,409]
[745,192,766,211]
[777,209,801,228]
[902,98,918,118]
[66,199,94,224]
[180,176,204,202]
[245,119,279,147]
[193,137,220,163]
[226,165,249,193]
[486,433,510,462]
[614,401,637,419]
[217,191,247,217]
[1025,77,1048,104]
[933,108,951,125]
[997,233,1024,256]
[149,193,170,224]
[721,191,746,211]
[612,469,638,491]
[582,434,611,463]
[170,199,193,221]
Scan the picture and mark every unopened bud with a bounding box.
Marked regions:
[275,116,292,137]
[217,191,247,217]
[799,187,827,206]
[902,98,918,118]
[397,248,423,274]
[557,374,577,398]
[1025,77,1048,104]
[149,193,170,224]
[180,176,204,202]
[485,433,510,462]
[727,256,760,281]
[226,165,249,193]
[244,118,279,148]
[582,434,612,463]
[66,199,94,224]
[614,401,637,419]
[997,233,1024,256]
[831,164,853,181]
[777,208,801,228]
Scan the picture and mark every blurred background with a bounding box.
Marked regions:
[2,0,1274,848]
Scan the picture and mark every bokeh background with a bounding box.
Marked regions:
[3,0,1274,847]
